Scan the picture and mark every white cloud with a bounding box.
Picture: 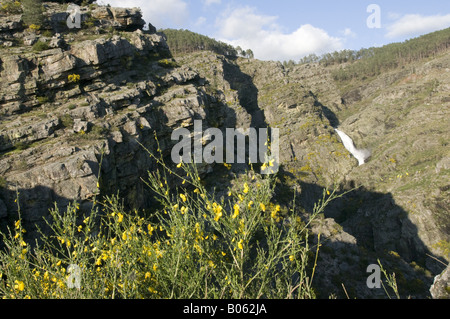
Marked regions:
[102,0,189,29]
[216,6,343,61]
[387,12,401,21]
[194,16,207,27]
[342,28,356,38]
[203,0,221,6]
[386,14,450,39]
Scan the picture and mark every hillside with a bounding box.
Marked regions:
[160,28,239,57]
[0,2,448,299]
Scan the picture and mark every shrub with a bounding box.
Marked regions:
[67,74,81,83]
[0,1,22,14]
[83,16,98,29]
[89,125,108,138]
[42,30,53,38]
[13,141,28,151]
[36,96,49,104]
[28,24,41,32]
[32,40,49,52]
[158,59,179,69]
[0,147,345,299]
[59,114,74,128]
[22,0,44,27]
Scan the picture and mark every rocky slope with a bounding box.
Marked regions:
[0,2,448,298]
[0,2,208,236]
[189,51,449,298]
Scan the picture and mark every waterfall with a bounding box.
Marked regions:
[335,128,371,166]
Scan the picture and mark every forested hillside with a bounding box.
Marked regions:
[331,28,450,81]
[161,28,238,57]
[319,28,450,81]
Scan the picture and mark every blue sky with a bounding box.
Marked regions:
[102,0,450,61]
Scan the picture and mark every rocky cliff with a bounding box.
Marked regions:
[0,2,448,298]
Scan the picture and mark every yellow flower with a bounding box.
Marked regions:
[212,203,223,221]
[15,220,20,230]
[237,239,244,250]
[271,205,281,221]
[289,255,295,262]
[145,272,151,280]
[177,162,182,168]
[179,193,187,202]
[14,280,24,292]
[117,213,124,223]
[271,210,278,220]
[248,201,254,209]
[214,211,222,221]
[29,24,40,31]
[68,73,81,83]
[147,224,154,236]
[232,204,240,219]
[259,203,266,212]
[243,183,249,194]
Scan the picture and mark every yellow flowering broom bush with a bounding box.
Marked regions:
[0,147,345,299]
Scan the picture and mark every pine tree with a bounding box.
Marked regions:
[245,49,254,59]
[22,0,44,27]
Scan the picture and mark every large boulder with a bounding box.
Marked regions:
[0,14,23,33]
[430,265,450,299]
[91,6,145,31]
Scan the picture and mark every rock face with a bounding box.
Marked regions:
[91,6,146,31]
[0,2,449,299]
[430,265,450,299]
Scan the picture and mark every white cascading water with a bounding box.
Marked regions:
[334,128,371,166]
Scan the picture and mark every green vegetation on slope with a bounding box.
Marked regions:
[331,28,450,81]
[285,28,450,81]
[161,28,239,57]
